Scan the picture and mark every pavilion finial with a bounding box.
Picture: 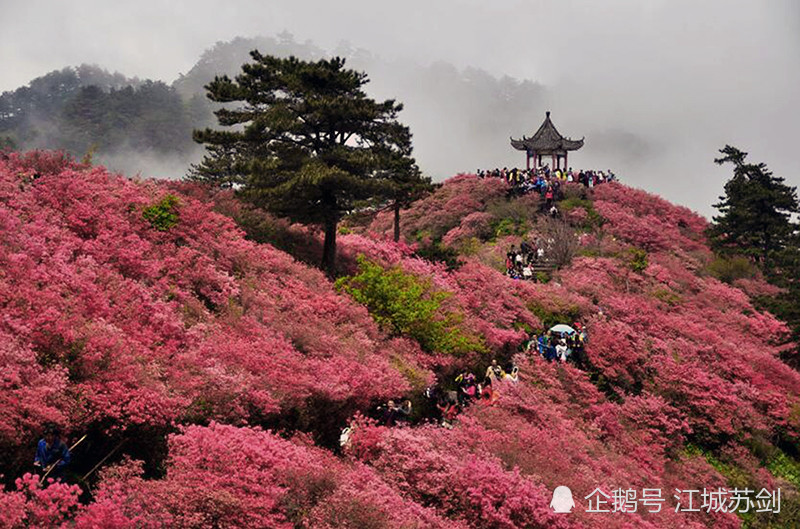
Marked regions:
[546,111,550,118]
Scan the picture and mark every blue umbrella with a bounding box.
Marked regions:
[549,324,577,335]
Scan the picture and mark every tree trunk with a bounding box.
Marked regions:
[322,216,338,277]
[393,200,401,243]
[321,191,339,277]
[764,230,771,271]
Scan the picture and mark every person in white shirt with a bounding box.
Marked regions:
[522,265,533,279]
[556,340,568,363]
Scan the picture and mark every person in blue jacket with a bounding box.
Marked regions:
[34,426,70,479]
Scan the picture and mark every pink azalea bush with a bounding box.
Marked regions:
[369,174,508,242]
[592,182,709,255]
[0,152,426,466]
[0,473,81,528]
[75,422,456,528]
[442,211,495,248]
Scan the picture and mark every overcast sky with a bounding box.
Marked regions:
[1,0,798,216]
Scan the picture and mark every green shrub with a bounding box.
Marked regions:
[486,197,537,224]
[625,247,649,273]
[412,229,432,242]
[652,287,682,306]
[414,241,461,270]
[491,218,528,238]
[682,444,800,528]
[559,197,592,211]
[458,237,481,256]
[336,255,486,356]
[142,194,180,231]
[578,248,604,258]
[707,256,756,284]
[690,445,751,490]
[767,450,800,489]
[527,303,581,331]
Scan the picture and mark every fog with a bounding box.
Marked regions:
[1,0,798,216]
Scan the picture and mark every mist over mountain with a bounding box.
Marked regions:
[0,64,202,178]
[2,34,655,191]
[2,0,798,217]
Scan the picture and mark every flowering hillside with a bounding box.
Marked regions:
[0,151,431,464]
[2,155,800,528]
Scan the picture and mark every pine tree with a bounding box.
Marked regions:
[709,145,799,271]
[190,52,421,275]
[710,145,800,364]
[378,156,432,242]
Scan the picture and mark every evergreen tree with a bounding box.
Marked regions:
[709,145,799,270]
[191,52,420,275]
[710,145,800,364]
[377,156,432,242]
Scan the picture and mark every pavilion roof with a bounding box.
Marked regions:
[510,111,584,153]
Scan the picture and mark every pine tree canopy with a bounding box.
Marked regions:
[709,145,799,269]
[190,52,425,274]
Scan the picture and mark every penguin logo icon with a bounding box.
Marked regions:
[550,486,575,513]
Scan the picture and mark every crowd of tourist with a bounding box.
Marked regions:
[350,322,588,437]
[525,323,588,365]
[419,326,586,427]
[505,241,552,280]
[422,359,520,427]
[478,165,616,196]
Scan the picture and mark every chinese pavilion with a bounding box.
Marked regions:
[510,111,584,170]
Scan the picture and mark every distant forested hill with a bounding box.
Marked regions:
[0,64,196,161]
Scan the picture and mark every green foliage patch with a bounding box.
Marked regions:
[625,247,649,273]
[707,256,757,284]
[491,218,528,238]
[336,255,486,355]
[143,194,180,231]
[652,287,682,306]
[527,303,581,331]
